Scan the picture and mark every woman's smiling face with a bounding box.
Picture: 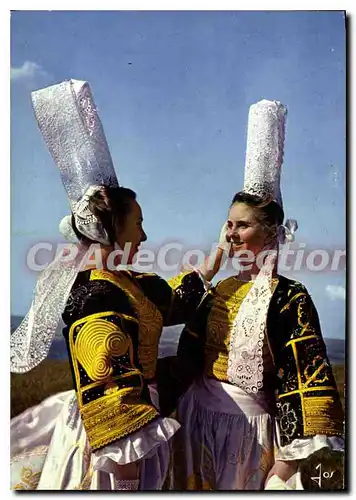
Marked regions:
[226,202,271,258]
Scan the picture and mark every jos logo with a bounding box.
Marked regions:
[310,463,335,488]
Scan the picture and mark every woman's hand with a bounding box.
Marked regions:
[115,461,139,479]
[181,222,234,280]
[265,459,299,486]
[217,221,234,257]
[196,222,233,281]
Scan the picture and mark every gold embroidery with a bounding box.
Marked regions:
[166,271,197,323]
[80,389,159,450]
[292,343,302,388]
[281,292,316,336]
[203,276,278,386]
[207,279,253,344]
[303,396,344,436]
[303,355,329,386]
[134,272,158,278]
[78,370,143,393]
[67,306,160,449]
[167,270,192,290]
[297,298,316,337]
[13,466,41,490]
[90,270,163,379]
[69,311,139,407]
[278,385,338,398]
[280,334,344,439]
[204,344,229,381]
[280,292,307,313]
[204,279,253,380]
[11,445,48,464]
[75,318,130,381]
[285,334,317,347]
[291,341,306,425]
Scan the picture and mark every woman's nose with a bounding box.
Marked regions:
[227,227,237,240]
[229,231,241,243]
[141,230,148,242]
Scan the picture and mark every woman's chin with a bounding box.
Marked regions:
[231,245,246,256]
[231,242,244,250]
[129,251,140,266]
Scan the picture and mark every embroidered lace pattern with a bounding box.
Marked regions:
[227,252,277,393]
[10,245,90,373]
[243,99,287,207]
[31,80,119,211]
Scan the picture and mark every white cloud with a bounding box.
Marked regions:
[11,61,49,81]
[325,285,346,301]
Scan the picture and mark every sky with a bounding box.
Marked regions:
[10,10,346,339]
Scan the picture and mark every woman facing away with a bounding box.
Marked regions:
[11,186,226,491]
[157,99,345,491]
[10,79,226,491]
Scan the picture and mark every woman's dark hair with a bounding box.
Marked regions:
[231,191,284,234]
[71,186,137,245]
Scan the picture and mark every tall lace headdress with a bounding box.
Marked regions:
[227,99,295,393]
[11,80,119,373]
[243,99,286,208]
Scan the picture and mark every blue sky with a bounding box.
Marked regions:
[11,10,346,339]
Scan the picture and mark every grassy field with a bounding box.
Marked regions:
[11,360,73,418]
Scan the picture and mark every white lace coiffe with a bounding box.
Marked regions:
[32,79,120,245]
[60,185,111,245]
[243,99,287,209]
[11,80,120,374]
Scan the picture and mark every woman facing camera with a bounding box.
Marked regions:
[158,100,344,491]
